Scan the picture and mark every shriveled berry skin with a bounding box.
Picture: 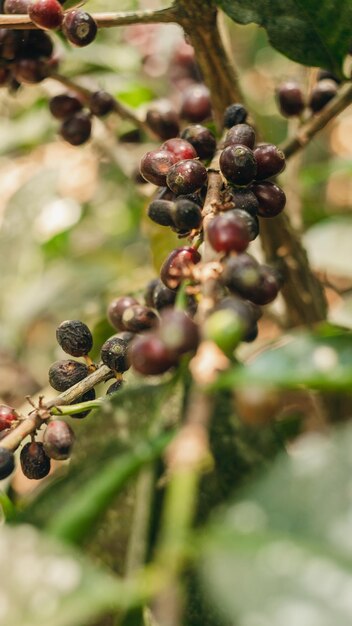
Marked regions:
[223,124,256,149]
[49,94,83,120]
[106,379,124,394]
[49,359,88,391]
[140,149,176,186]
[251,181,286,217]
[160,246,201,290]
[147,199,174,227]
[159,309,199,356]
[107,296,139,331]
[227,187,259,216]
[146,100,179,140]
[62,10,97,47]
[223,103,248,128]
[166,159,207,195]
[180,84,212,122]
[89,90,115,117]
[43,420,75,460]
[220,145,257,186]
[181,124,216,160]
[101,336,129,372]
[122,305,158,333]
[171,197,202,231]
[129,334,177,375]
[56,320,93,357]
[0,447,15,479]
[254,144,285,180]
[71,388,95,419]
[20,442,51,479]
[276,81,305,117]
[28,0,63,30]
[60,112,92,146]
[0,405,18,431]
[309,79,337,112]
[161,138,197,162]
[208,211,251,253]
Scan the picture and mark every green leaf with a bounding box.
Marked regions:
[0,524,131,626]
[216,0,351,75]
[216,328,352,391]
[201,423,352,625]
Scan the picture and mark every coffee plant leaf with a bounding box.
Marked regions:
[201,423,352,625]
[215,0,351,75]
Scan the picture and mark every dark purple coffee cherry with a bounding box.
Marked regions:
[166,159,207,195]
[234,209,259,241]
[223,124,256,149]
[129,333,178,375]
[49,359,88,391]
[180,83,212,122]
[221,253,261,298]
[309,79,338,113]
[146,100,180,140]
[22,30,54,59]
[147,199,174,227]
[254,144,286,180]
[251,181,286,217]
[0,405,18,431]
[107,296,139,331]
[4,0,29,14]
[28,0,63,30]
[159,309,199,356]
[223,103,248,128]
[276,81,305,117]
[249,265,280,305]
[62,10,97,47]
[180,125,216,160]
[0,447,15,479]
[13,58,49,83]
[56,320,93,357]
[122,305,158,333]
[43,420,75,460]
[213,295,260,341]
[144,278,160,307]
[60,112,92,146]
[227,187,259,216]
[89,90,116,117]
[160,246,201,290]
[317,69,341,84]
[152,281,177,310]
[220,145,257,186]
[101,336,129,372]
[106,379,124,394]
[140,149,176,187]
[208,211,251,253]
[70,388,95,419]
[171,197,202,231]
[49,94,83,120]
[20,442,51,479]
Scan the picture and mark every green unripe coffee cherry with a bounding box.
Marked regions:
[204,309,244,356]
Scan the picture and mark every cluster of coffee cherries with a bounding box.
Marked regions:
[276,68,341,118]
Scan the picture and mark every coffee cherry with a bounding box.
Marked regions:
[20,442,51,479]
[122,305,158,333]
[180,83,212,122]
[144,279,160,307]
[129,333,177,375]
[227,187,259,216]
[22,30,54,59]
[213,295,260,340]
[43,420,75,460]
[220,145,257,186]
[106,379,124,394]
[152,281,177,310]
[71,388,95,419]
[221,253,261,297]
[223,103,248,128]
[317,69,341,84]
[89,90,115,117]
[181,125,216,160]
[0,405,18,432]
[28,0,63,30]
[13,58,49,83]
[166,159,207,195]
[107,296,139,331]
[171,197,202,231]
[309,79,338,113]
[0,66,10,86]
[234,209,259,241]
[147,199,174,227]
[146,100,180,140]
[160,246,201,290]
[249,266,280,305]
[4,0,29,13]
[101,336,129,372]
[223,124,256,149]
[140,149,176,186]
[49,359,88,391]
[208,211,251,253]
[251,181,286,217]
[276,81,305,117]
[0,447,15,479]
[204,308,244,355]
[159,309,199,356]
[60,112,92,146]
[254,144,286,180]
[49,94,83,120]
[56,320,93,357]
[62,10,97,47]
[161,137,197,162]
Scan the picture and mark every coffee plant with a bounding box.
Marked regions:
[0,0,352,625]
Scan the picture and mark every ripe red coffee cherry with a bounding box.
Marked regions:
[276,81,305,117]
[220,145,257,186]
[129,334,177,375]
[28,0,63,29]
[89,90,116,117]
[0,405,18,431]
[49,94,83,120]
[181,125,216,160]
[159,309,199,356]
[107,296,139,331]
[43,420,75,460]
[223,124,256,149]
[140,149,176,186]
[309,79,338,113]
[254,144,286,180]
[160,246,201,290]
[4,0,30,14]
[62,10,97,47]
[20,441,51,479]
[146,100,180,140]
[60,112,92,146]
[166,159,207,195]
[161,138,197,161]
[56,320,93,357]
[251,181,286,217]
[121,305,158,333]
[250,266,280,305]
[208,212,251,253]
[180,84,212,122]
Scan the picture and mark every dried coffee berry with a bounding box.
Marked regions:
[20,442,51,479]
[56,320,93,357]
[106,379,124,394]
[49,359,88,391]
[43,420,75,460]
[0,447,15,479]
[101,336,129,372]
